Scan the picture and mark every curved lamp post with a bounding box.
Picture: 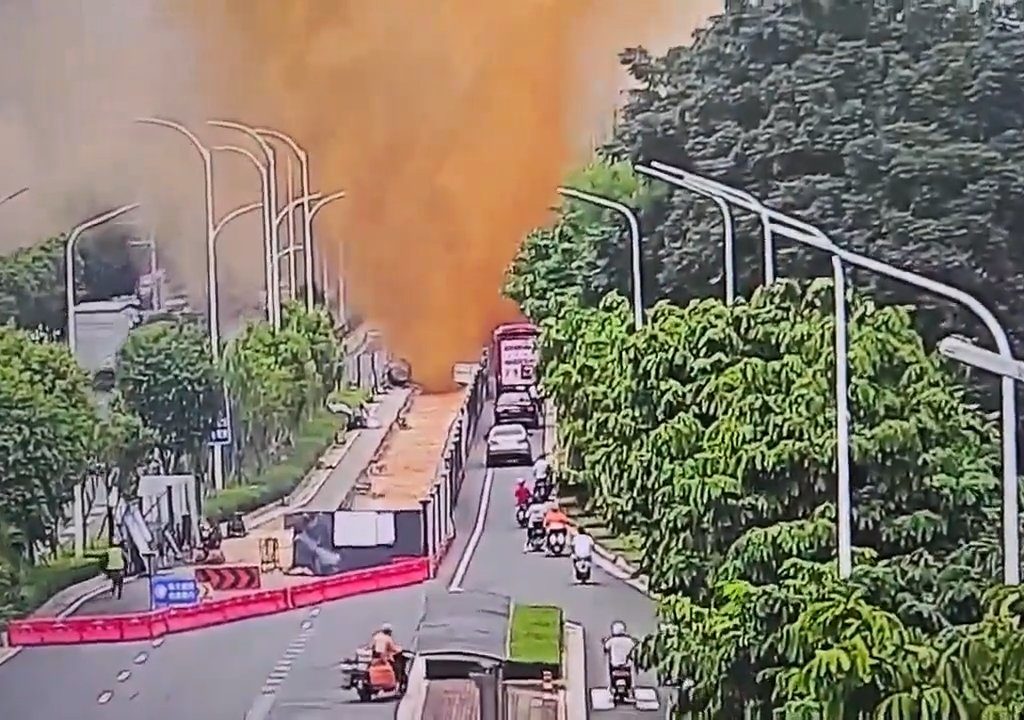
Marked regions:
[208,120,282,327]
[556,187,644,330]
[213,145,274,325]
[647,160,1021,586]
[270,190,345,313]
[66,204,141,357]
[256,127,315,311]
[136,117,263,492]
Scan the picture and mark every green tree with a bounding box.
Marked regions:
[0,326,97,557]
[115,319,220,476]
[580,2,1024,357]
[518,278,1010,716]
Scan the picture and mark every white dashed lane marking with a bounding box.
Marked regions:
[97,690,113,705]
[116,669,132,683]
[241,607,322,720]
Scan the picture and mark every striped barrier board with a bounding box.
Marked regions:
[194,565,261,591]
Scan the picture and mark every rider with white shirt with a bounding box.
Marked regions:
[603,620,638,691]
[523,499,550,552]
[571,530,594,561]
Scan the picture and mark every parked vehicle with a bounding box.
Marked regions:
[486,423,532,467]
[490,322,540,396]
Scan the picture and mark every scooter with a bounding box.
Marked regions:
[572,555,592,583]
[515,504,529,528]
[526,523,546,553]
[532,482,553,503]
[339,648,413,702]
[546,527,568,557]
[609,663,634,705]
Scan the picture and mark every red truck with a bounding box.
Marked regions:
[490,322,540,395]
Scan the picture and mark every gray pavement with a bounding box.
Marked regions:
[303,387,410,510]
[454,414,664,718]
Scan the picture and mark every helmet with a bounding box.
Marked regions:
[516,478,526,486]
[610,620,627,636]
[380,623,393,635]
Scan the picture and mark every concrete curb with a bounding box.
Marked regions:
[563,621,588,720]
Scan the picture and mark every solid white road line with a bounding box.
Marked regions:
[447,468,495,592]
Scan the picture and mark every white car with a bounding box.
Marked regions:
[486,423,532,467]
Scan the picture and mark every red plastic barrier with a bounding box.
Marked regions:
[7,557,431,647]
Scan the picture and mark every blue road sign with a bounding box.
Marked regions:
[150,575,199,610]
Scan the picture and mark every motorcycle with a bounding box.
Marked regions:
[526,523,546,553]
[573,555,592,583]
[339,647,413,702]
[609,663,634,705]
[515,504,529,528]
[532,481,553,503]
[546,527,568,556]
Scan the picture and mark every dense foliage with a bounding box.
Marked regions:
[573,1,1024,360]
[222,301,342,476]
[0,231,143,337]
[532,279,1024,717]
[116,318,221,477]
[504,3,1024,708]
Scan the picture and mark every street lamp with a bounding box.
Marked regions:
[632,168,737,304]
[208,120,283,327]
[213,145,274,325]
[269,191,345,317]
[636,161,854,578]
[136,117,262,492]
[649,160,1021,586]
[0,186,28,208]
[556,187,644,330]
[256,126,315,311]
[66,204,141,358]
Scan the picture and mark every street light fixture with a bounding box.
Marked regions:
[647,160,1021,586]
[136,117,262,492]
[256,126,315,311]
[268,191,344,315]
[556,186,644,330]
[939,335,1024,382]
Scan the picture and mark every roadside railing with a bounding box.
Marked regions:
[419,360,488,574]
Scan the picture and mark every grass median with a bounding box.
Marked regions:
[508,603,562,665]
[204,408,347,523]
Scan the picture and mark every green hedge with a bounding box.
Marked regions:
[0,552,105,629]
[508,604,563,665]
[204,409,345,523]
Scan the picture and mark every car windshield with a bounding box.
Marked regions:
[490,424,526,440]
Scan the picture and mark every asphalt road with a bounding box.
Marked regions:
[454,423,665,718]
[0,402,663,719]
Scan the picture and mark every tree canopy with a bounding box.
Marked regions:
[592,0,1024,357]
[505,6,1024,716]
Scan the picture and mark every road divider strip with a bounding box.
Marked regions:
[5,556,429,647]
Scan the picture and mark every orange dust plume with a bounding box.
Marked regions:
[184,0,721,391]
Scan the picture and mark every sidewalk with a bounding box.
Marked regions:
[55,387,412,618]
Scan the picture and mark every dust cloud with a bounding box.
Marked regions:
[187,0,721,391]
[0,0,267,320]
[1,0,720,387]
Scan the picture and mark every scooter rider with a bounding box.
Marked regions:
[544,502,569,532]
[603,620,638,693]
[533,453,550,483]
[370,622,405,687]
[514,478,532,507]
[571,528,594,565]
[523,499,550,553]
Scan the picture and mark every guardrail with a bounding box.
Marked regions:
[6,556,429,647]
[420,360,488,574]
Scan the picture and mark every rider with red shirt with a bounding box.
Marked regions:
[514,478,532,506]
